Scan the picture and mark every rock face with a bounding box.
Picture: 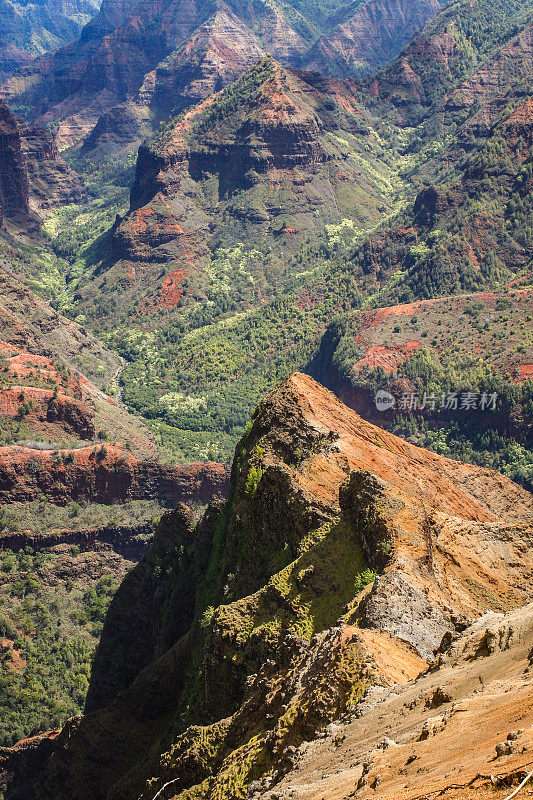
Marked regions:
[0,0,449,158]
[6,373,530,800]
[0,443,229,504]
[0,0,313,152]
[0,100,85,226]
[81,8,266,157]
[18,118,87,213]
[0,0,101,82]
[256,602,533,799]
[0,268,161,458]
[72,59,395,327]
[0,384,96,439]
[0,520,153,560]
[303,0,442,78]
[366,1,533,125]
[0,100,29,221]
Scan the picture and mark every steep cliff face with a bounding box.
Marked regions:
[0,0,101,82]
[0,275,230,757]
[6,373,530,800]
[0,100,29,222]
[0,100,85,227]
[72,59,396,328]
[81,9,266,157]
[0,443,229,504]
[303,0,442,78]
[19,118,87,213]
[0,0,316,152]
[253,601,533,799]
[0,0,453,159]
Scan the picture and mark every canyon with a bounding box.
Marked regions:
[0,372,530,799]
[0,0,530,790]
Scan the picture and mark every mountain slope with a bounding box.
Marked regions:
[42,0,530,468]
[253,602,533,800]
[107,75,531,464]
[1,372,530,799]
[365,0,533,124]
[70,59,400,329]
[0,262,230,751]
[309,288,533,485]
[0,0,101,82]
[302,0,442,78]
[1,0,320,151]
[0,99,86,230]
[1,0,453,156]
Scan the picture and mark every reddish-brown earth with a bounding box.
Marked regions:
[2,373,530,800]
[0,269,166,457]
[0,638,26,670]
[255,602,533,800]
[0,385,95,439]
[303,0,442,78]
[0,332,159,454]
[0,0,446,159]
[352,289,533,377]
[0,0,310,153]
[310,289,533,434]
[367,16,533,127]
[74,60,396,326]
[0,267,119,386]
[0,443,229,505]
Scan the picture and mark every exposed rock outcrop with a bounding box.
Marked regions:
[73,59,395,327]
[0,267,120,387]
[0,443,230,505]
[0,100,29,222]
[366,7,533,127]
[4,373,530,800]
[0,0,313,152]
[254,602,533,799]
[303,0,442,78]
[0,100,85,227]
[0,520,153,560]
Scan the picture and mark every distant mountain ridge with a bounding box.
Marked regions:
[70,59,400,328]
[1,0,445,154]
[302,0,443,78]
[0,0,101,82]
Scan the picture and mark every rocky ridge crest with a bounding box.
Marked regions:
[3,372,530,800]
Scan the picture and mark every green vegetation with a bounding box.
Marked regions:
[341,345,533,485]
[10,0,527,473]
[0,546,120,746]
[0,499,165,535]
[369,0,533,120]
